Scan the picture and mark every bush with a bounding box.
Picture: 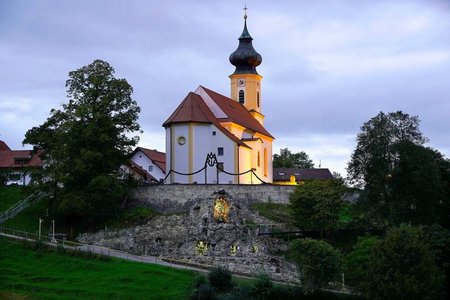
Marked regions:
[250,273,273,299]
[289,238,342,293]
[344,235,378,289]
[208,266,234,293]
[365,225,444,300]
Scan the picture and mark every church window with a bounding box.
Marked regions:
[264,148,268,176]
[239,90,244,104]
[218,147,224,156]
[257,151,260,167]
[212,131,216,136]
[257,91,260,107]
[217,162,224,172]
[148,165,153,172]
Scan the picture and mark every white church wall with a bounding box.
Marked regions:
[192,124,235,184]
[172,124,190,183]
[165,128,171,175]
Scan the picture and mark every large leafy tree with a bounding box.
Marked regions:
[24,59,141,225]
[273,148,314,168]
[386,141,448,226]
[289,180,344,236]
[364,225,444,300]
[347,111,429,227]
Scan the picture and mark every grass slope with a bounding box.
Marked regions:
[0,238,195,300]
[0,186,30,214]
[2,197,49,235]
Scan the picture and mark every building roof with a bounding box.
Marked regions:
[200,86,273,139]
[0,140,11,151]
[135,147,166,173]
[162,90,252,148]
[229,16,262,75]
[0,148,43,168]
[127,161,157,182]
[273,168,334,182]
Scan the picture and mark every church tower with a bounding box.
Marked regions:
[229,11,264,125]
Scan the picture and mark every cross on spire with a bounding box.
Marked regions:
[243,4,248,19]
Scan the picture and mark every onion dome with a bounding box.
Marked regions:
[229,14,262,75]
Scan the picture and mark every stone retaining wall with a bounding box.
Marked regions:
[132,184,296,213]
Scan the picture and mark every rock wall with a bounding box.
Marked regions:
[132,184,295,213]
[79,189,299,283]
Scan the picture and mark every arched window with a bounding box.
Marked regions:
[239,90,245,104]
[257,151,260,167]
[263,148,268,176]
[257,91,260,107]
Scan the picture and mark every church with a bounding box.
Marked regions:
[163,13,274,184]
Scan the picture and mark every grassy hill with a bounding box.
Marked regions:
[0,186,30,214]
[0,237,195,299]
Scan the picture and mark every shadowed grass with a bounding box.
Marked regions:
[0,237,196,299]
[0,186,30,214]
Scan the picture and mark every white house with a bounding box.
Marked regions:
[130,147,166,182]
[162,15,274,184]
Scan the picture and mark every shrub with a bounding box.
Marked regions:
[344,235,378,289]
[289,238,342,293]
[208,266,234,293]
[364,225,444,300]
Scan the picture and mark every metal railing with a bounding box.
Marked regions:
[0,191,44,224]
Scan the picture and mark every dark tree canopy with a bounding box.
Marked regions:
[347,111,427,188]
[365,225,443,300]
[289,238,342,293]
[386,141,448,226]
[24,59,141,224]
[345,111,450,228]
[289,180,344,236]
[273,148,314,168]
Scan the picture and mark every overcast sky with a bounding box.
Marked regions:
[1,0,449,176]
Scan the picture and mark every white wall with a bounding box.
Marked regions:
[131,150,165,181]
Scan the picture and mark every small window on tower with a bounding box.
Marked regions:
[212,131,216,136]
[257,91,260,107]
[148,165,153,172]
[218,147,224,156]
[239,90,245,104]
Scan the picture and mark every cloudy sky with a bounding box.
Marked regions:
[1,0,450,176]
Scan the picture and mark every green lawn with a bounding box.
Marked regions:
[0,237,196,300]
[0,186,30,214]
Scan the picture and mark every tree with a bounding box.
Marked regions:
[364,225,443,300]
[289,180,344,236]
[289,238,342,293]
[24,60,141,225]
[273,148,314,168]
[386,141,448,226]
[347,111,428,228]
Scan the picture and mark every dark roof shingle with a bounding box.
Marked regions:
[273,168,334,181]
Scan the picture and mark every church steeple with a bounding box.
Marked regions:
[229,8,264,124]
[229,10,262,75]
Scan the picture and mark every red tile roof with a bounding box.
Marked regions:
[0,148,43,168]
[135,147,167,173]
[0,140,11,151]
[162,91,251,148]
[200,86,274,139]
[273,168,334,181]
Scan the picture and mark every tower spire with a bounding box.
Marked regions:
[229,6,262,75]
